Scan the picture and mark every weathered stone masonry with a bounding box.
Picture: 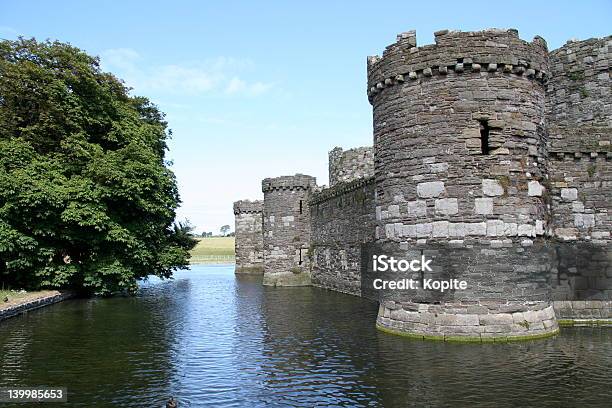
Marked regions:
[233,200,264,274]
[546,37,612,321]
[260,174,316,286]
[310,177,376,296]
[309,147,376,296]
[368,29,558,340]
[234,29,611,341]
[329,146,374,187]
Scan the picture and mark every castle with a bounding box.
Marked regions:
[233,29,611,342]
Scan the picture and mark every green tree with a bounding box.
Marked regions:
[0,38,196,295]
[220,225,230,236]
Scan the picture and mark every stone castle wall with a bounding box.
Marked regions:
[309,177,376,296]
[546,36,612,317]
[328,146,374,186]
[261,175,316,286]
[233,200,264,274]
[234,28,611,340]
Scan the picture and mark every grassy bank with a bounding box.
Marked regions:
[189,237,235,264]
[0,289,59,311]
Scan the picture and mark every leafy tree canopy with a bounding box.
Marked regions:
[0,38,196,295]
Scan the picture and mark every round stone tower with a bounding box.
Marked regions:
[261,174,317,286]
[367,29,559,341]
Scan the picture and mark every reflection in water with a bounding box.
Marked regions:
[0,265,610,407]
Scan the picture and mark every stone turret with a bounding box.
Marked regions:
[328,146,374,186]
[261,174,317,286]
[367,29,559,341]
[233,200,264,274]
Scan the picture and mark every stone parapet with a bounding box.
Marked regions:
[262,174,317,193]
[233,199,263,214]
[367,28,549,102]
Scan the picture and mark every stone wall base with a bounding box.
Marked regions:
[0,291,75,322]
[262,271,311,287]
[311,282,361,297]
[553,300,612,326]
[376,302,559,342]
[235,265,264,275]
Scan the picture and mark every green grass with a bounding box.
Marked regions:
[1,289,55,309]
[189,237,235,264]
[0,290,28,303]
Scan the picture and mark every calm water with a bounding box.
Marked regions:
[0,265,610,407]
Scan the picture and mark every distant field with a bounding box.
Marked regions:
[189,237,235,264]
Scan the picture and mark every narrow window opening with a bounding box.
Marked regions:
[479,120,490,155]
[299,249,303,265]
[299,200,303,214]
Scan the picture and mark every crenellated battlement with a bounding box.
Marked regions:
[367,28,550,102]
[233,199,263,215]
[310,176,374,206]
[261,174,317,193]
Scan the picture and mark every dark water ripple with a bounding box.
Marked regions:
[0,265,611,407]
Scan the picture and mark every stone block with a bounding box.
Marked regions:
[449,222,467,238]
[417,181,445,198]
[592,231,610,239]
[467,222,487,236]
[432,221,450,237]
[474,198,493,214]
[486,220,505,236]
[572,202,584,213]
[522,310,541,323]
[435,198,458,215]
[416,223,433,238]
[479,313,514,325]
[407,200,427,217]
[385,224,395,239]
[429,163,449,173]
[518,224,535,237]
[400,224,417,238]
[528,181,544,196]
[490,240,504,248]
[560,188,578,201]
[388,204,400,217]
[574,214,595,228]
[504,223,518,236]
[535,220,544,235]
[482,179,504,196]
[555,228,578,241]
[461,127,481,139]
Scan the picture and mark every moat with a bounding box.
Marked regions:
[0,265,610,407]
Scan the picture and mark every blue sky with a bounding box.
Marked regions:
[1,1,611,234]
